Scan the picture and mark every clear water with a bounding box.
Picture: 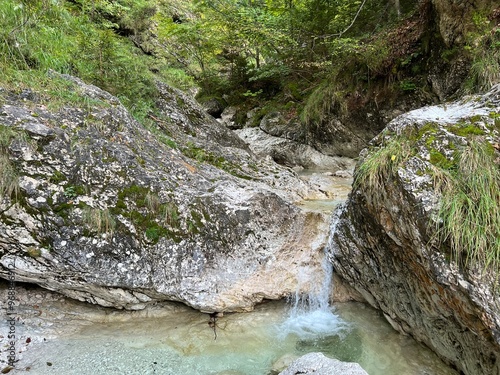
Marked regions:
[16,241,455,375]
[15,300,455,375]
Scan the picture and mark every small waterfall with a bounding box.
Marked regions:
[278,204,349,340]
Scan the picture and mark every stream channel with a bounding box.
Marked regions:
[2,173,456,375]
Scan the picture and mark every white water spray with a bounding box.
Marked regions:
[278,205,349,340]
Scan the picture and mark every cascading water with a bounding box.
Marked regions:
[278,204,350,340]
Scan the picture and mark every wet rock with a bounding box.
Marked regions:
[271,354,299,374]
[330,85,500,374]
[279,352,368,375]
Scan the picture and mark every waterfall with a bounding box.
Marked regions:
[278,204,349,340]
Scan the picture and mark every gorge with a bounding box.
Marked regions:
[1,0,500,373]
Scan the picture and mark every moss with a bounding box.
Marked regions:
[488,111,500,130]
[49,170,66,184]
[449,122,485,137]
[186,220,199,234]
[202,208,211,222]
[429,149,455,170]
[137,156,146,166]
[118,184,150,207]
[181,142,252,179]
[114,186,184,243]
[416,122,439,140]
[190,210,204,228]
[53,202,73,213]
[468,114,483,123]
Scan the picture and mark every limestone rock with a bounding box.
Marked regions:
[0,74,330,312]
[330,85,500,374]
[235,127,354,171]
[217,106,239,129]
[278,352,368,375]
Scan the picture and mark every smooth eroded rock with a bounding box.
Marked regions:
[278,352,368,375]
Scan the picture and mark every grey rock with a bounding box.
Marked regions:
[0,73,330,313]
[236,127,354,171]
[200,97,225,118]
[330,85,500,374]
[19,122,55,140]
[278,353,368,375]
[218,106,239,129]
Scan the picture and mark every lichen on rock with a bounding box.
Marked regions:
[0,73,330,313]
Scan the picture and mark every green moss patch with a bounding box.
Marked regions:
[113,185,183,243]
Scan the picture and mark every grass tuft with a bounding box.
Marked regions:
[436,141,500,273]
[82,207,116,235]
[353,133,412,191]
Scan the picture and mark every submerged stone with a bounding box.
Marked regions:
[279,352,368,375]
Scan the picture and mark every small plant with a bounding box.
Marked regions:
[161,202,179,228]
[0,155,19,200]
[399,79,417,92]
[145,226,161,242]
[0,126,20,200]
[63,186,77,199]
[145,191,160,216]
[49,170,67,184]
[435,141,500,274]
[26,246,42,258]
[353,133,412,190]
[82,207,116,235]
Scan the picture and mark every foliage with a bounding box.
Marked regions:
[353,132,413,190]
[0,0,157,120]
[464,12,500,92]
[437,141,500,275]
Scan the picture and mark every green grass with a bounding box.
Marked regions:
[436,141,500,274]
[0,0,158,121]
[300,78,347,129]
[0,125,23,200]
[353,122,500,278]
[353,133,413,190]
[0,154,19,200]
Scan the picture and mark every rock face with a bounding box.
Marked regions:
[0,74,330,312]
[278,353,368,375]
[329,85,500,374]
[235,127,355,171]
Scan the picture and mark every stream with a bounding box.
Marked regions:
[2,173,457,375]
[5,298,455,375]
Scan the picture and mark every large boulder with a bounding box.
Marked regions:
[329,85,500,374]
[0,74,330,312]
